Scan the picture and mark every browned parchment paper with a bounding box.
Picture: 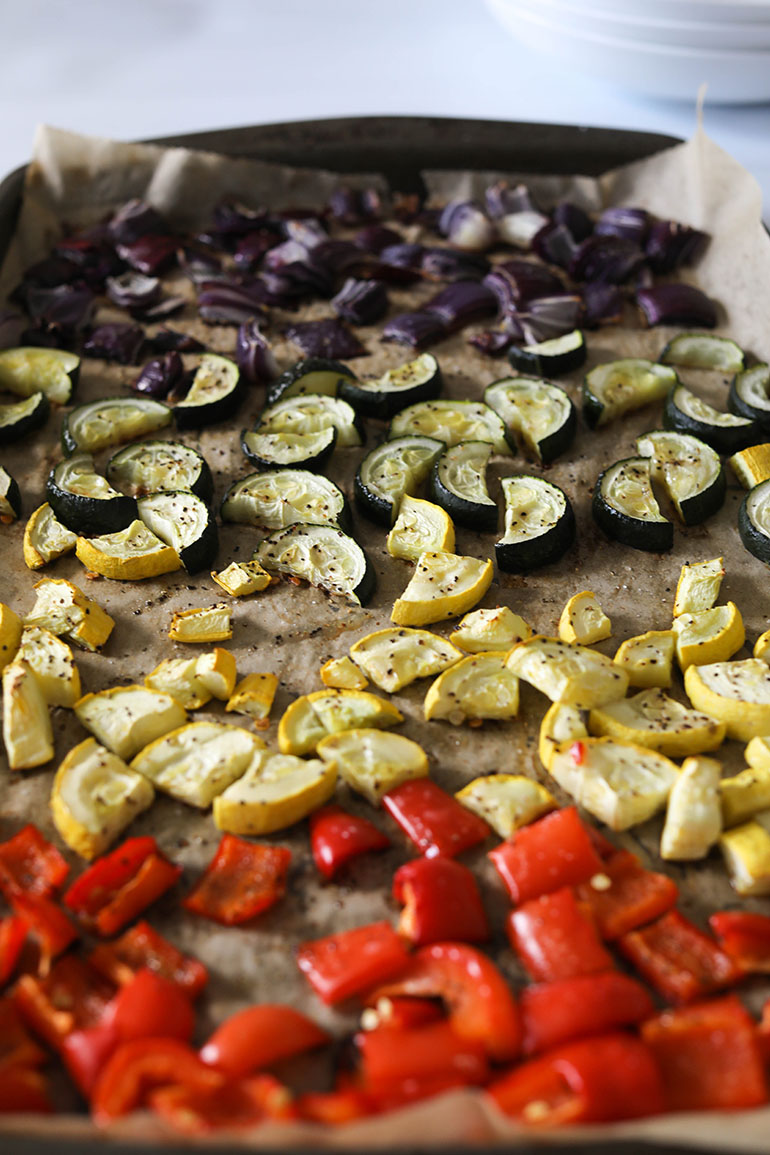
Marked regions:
[2,123,770,1149]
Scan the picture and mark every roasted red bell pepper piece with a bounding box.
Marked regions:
[520,970,655,1055]
[296,920,410,1005]
[642,995,767,1112]
[575,848,678,940]
[63,836,181,937]
[0,997,47,1071]
[381,779,490,858]
[91,1037,225,1125]
[0,1066,53,1114]
[10,891,77,972]
[368,941,521,1063]
[296,1088,372,1125]
[488,807,603,905]
[149,1073,295,1134]
[62,1019,120,1099]
[88,919,208,999]
[0,824,69,899]
[110,967,195,1044]
[487,1032,665,1125]
[507,887,613,983]
[310,805,390,879]
[14,954,116,1051]
[618,909,740,1004]
[182,834,290,925]
[200,1004,329,1077]
[0,915,27,988]
[392,856,489,946]
[355,1019,489,1089]
[364,995,444,1032]
[709,910,770,974]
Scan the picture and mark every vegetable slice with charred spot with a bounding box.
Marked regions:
[255,523,375,606]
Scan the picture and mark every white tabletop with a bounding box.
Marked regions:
[2,0,769,217]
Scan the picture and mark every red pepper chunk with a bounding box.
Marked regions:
[64,836,181,937]
[369,942,521,1063]
[200,1005,330,1077]
[149,1073,295,1135]
[642,995,768,1112]
[296,921,410,1005]
[382,779,490,858]
[0,916,27,988]
[618,909,741,1004]
[709,910,770,974]
[88,919,208,999]
[10,891,77,972]
[91,1037,225,1125]
[110,967,195,1045]
[507,887,613,983]
[182,835,290,925]
[0,824,69,899]
[520,971,655,1055]
[392,857,489,946]
[355,1019,489,1090]
[487,1032,665,1125]
[0,998,48,1071]
[575,848,678,940]
[14,955,117,1052]
[310,804,390,880]
[488,807,603,905]
[0,1067,53,1114]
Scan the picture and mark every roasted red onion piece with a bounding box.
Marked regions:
[380,242,425,269]
[636,283,718,328]
[483,260,564,311]
[54,237,124,289]
[468,329,515,357]
[19,324,72,349]
[236,319,278,385]
[497,210,550,250]
[569,235,646,284]
[485,181,538,220]
[233,231,281,271]
[108,199,169,245]
[531,223,578,269]
[285,319,367,359]
[117,234,179,276]
[511,294,584,344]
[210,200,273,243]
[354,225,402,254]
[264,239,310,271]
[382,311,447,350]
[22,284,94,333]
[283,218,328,250]
[136,296,187,322]
[149,329,205,354]
[19,255,83,289]
[596,206,650,245]
[83,322,146,364]
[580,282,624,328]
[438,200,496,252]
[106,272,162,311]
[421,248,489,282]
[553,201,594,242]
[178,246,222,283]
[132,351,185,398]
[196,279,269,325]
[332,278,388,325]
[328,187,383,224]
[645,221,708,274]
[312,240,367,276]
[261,260,335,304]
[424,281,498,331]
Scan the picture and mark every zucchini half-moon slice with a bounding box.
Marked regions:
[241,427,337,471]
[660,332,745,372]
[388,399,513,454]
[0,347,80,405]
[739,479,770,566]
[137,491,218,574]
[75,519,182,580]
[62,396,172,453]
[255,522,375,606]
[173,354,244,429]
[256,392,363,447]
[0,466,21,521]
[663,382,758,455]
[484,376,576,464]
[431,441,497,530]
[729,364,770,433]
[507,329,587,378]
[0,391,50,444]
[339,353,443,420]
[355,435,444,525]
[47,452,137,535]
[221,469,351,533]
[266,357,357,407]
[592,457,673,552]
[636,429,725,526]
[582,359,677,429]
[495,475,574,572]
[106,440,214,502]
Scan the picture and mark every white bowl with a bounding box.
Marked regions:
[485,0,770,102]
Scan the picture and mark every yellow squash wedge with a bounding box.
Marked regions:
[538,701,589,771]
[316,728,428,804]
[145,657,212,710]
[213,750,336,835]
[23,503,78,570]
[168,603,233,643]
[75,685,187,761]
[507,635,628,709]
[672,602,745,670]
[613,629,676,689]
[320,657,368,691]
[558,591,611,645]
[386,495,455,562]
[449,606,532,654]
[673,557,725,617]
[16,626,80,707]
[76,520,181,580]
[0,603,22,673]
[588,688,725,758]
[719,815,770,896]
[278,689,403,756]
[721,764,770,828]
[226,673,279,730]
[130,721,265,808]
[660,755,722,861]
[350,627,462,693]
[211,560,272,596]
[391,550,493,627]
[423,652,520,725]
[2,660,54,770]
[24,578,114,652]
[685,659,770,742]
[455,775,555,838]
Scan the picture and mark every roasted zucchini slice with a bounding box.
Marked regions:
[739,479,770,566]
[0,391,50,444]
[137,491,218,574]
[582,359,676,428]
[430,441,497,530]
[47,452,137,535]
[256,392,363,447]
[339,353,443,420]
[315,728,427,804]
[507,635,628,708]
[62,396,172,453]
[278,690,403,757]
[588,688,726,758]
[685,659,770,742]
[255,523,375,606]
[386,495,455,562]
[450,606,532,653]
[455,775,555,838]
[423,651,520,724]
[240,426,337,471]
[484,377,576,464]
[391,550,493,627]
[0,347,80,405]
[75,519,181,580]
[349,627,462,693]
[2,660,54,770]
[663,382,757,455]
[507,329,586,377]
[388,399,512,454]
[173,354,244,429]
[355,435,444,525]
[106,440,214,502]
[131,721,265,808]
[660,332,745,372]
[0,466,21,521]
[729,363,770,432]
[495,475,575,572]
[636,429,726,526]
[266,357,357,407]
[213,750,337,835]
[592,457,673,552]
[74,685,187,761]
[221,469,351,533]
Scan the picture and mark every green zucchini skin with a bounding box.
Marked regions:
[256,392,364,447]
[173,356,245,430]
[430,441,497,530]
[636,429,726,527]
[354,435,444,527]
[0,392,50,445]
[46,455,138,535]
[507,329,587,377]
[495,476,575,572]
[137,491,219,574]
[663,384,759,456]
[739,480,770,566]
[240,427,337,472]
[339,353,443,421]
[61,397,172,454]
[266,357,357,407]
[0,467,21,519]
[729,364,770,434]
[220,469,353,535]
[484,377,576,465]
[592,458,673,553]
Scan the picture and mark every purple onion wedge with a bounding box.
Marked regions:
[106,272,162,311]
[328,187,383,225]
[108,199,169,245]
[438,201,496,252]
[381,311,447,350]
[645,221,708,274]
[580,282,624,328]
[512,294,584,344]
[83,322,146,364]
[354,225,402,254]
[636,283,718,328]
[331,278,388,326]
[483,260,564,311]
[149,329,205,354]
[132,352,185,398]
[421,248,489,282]
[0,310,24,350]
[485,181,537,220]
[233,231,281,271]
[285,318,367,359]
[196,279,269,325]
[569,234,646,285]
[497,210,550,251]
[595,206,649,245]
[424,281,498,331]
[467,329,515,357]
[23,284,94,331]
[553,201,594,242]
[117,234,179,276]
[531,223,578,270]
[283,218,327,250]
[236,319,278,386]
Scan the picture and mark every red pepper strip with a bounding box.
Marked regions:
[0,915,27,988]
[149,1073,295,1135]
[758,998,770,1063]
[355,1019,489,1089]
[63,836,182,937]
[296,921,410,1005]
[62,1020,119,1099]
[0,997,47,1071]
[182,834,290,926]
[110,967,195,1044]
[9,891,77,972]
[487,1032,665,1125]
[0,824,69,899]
[366,996,444,1032]
[507,888,614,983]
[368,942,521,1063]
[0,1066,53,1114]
[641,995,768,1112]
[709,910,770,974]
[381,779,490,858]
[310,804,390,880]
[296,1089,372,1125]
[199,1004,330,1078]
[618,909,741,1004]
[91,1037,225,1126]
[13,955,116,1052]
[392,857,489,947]
[575,849,678,940]
[88,919,208,999]
[488,807,603,905]
[520,971,655,1056]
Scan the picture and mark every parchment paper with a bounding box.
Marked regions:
[2,123,770,1149]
